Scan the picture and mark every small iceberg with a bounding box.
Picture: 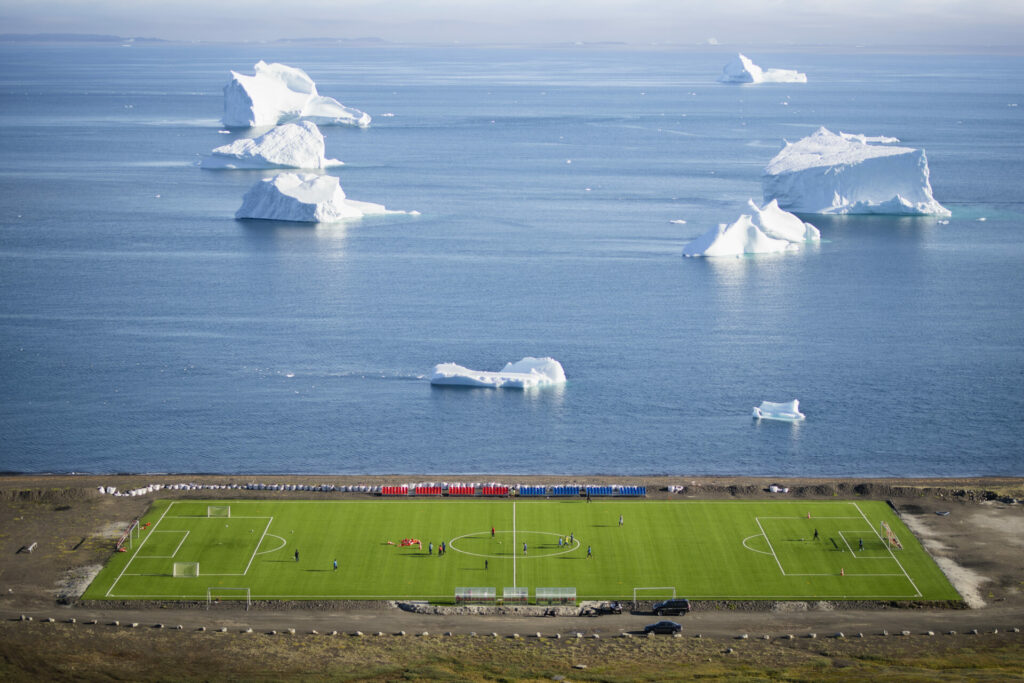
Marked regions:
[719,54,807,84]
[430,357,566,389]
[682,200,819,257]
[223,60,370,128]
[753,400,805,422]
[201,121,342,169]
[235,173,411,223]
[763,127,950,216]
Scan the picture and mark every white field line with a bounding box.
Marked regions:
[512,499,517,587]
[243,516,275,576]
[136,529,190,559]
[106,500,176,597]
[754,517,786,576]
[854,502,922,597]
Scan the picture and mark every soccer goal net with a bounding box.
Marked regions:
[880,521,903,550]
[633,586,676,606]
[207,505,231,518]
[207,587,250,610]
[173,562,199,578]
[115,519,140,551]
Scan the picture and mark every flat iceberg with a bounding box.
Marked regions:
[719,54,807,84]
[201,121,342,169]
[753,400,805,422]
[235,173,408,223]
[223,61,370,128]
[763,127,950,216]
[683,200,818,257]
[430,357,567,389]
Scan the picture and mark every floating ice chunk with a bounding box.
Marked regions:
[763,127,950,216]
[201,121,342,169]
[430,357,566,389]
[223,61,370,128]
[235,173,409,223]
[747,199,820,242]
[682,214,796,258]
[753,400,805,422]
[719,54,807,84]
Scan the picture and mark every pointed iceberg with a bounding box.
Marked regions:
[201,121,343,169]
[223,61,370,128]
[682,201,818,258]
[430,357,566,389]
[763,127,950,216]
[719,54,807,84]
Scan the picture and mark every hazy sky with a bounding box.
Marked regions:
[3,0,1023,49]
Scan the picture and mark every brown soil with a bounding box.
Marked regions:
[1,474,1022,681]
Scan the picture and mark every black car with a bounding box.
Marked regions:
[652,598,691,616]
[594,601,622,615]
[643,620,682,634]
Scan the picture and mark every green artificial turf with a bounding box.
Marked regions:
[83,498,960,603]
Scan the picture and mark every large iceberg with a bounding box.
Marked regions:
[719,54,807,84]
[430,357,567,389]
[235,173,408,223]
[201,121,342,169]
[753,400,805,422]
[223,61,371,128]
[682,200,819,257]
[763,127,950,216]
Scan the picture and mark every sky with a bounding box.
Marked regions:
[2,0,1024,50]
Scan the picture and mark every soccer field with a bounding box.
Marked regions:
[84,498,960,603]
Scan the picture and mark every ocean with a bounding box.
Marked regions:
[0,43,1022,477]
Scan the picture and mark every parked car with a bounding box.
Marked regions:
[594,601,622,615]
[643,620,682,634]
[652,598,691,616]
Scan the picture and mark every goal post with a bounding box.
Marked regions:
[207,505,231,518]
[633,586,675,607]
[880,521,903,550]
[173,562,199,578]
[206,587,251,610]
[116,519,141,551]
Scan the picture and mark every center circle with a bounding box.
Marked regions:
[449,530,580,559]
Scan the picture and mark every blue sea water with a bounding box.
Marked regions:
[0,44,1022,477]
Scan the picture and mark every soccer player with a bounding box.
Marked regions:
[813,529,819,541]
[429,542,433,555]
[294,549,299,562]
[333,559,337,571]
[587,545,592,558]
[619,514,623,527]
[523,541,527,555]
[491,526,495,537]
[858,538,864,551]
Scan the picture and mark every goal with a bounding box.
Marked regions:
[207,587,251,610]
[880,521,903,550]
[116,519,140,551]
[633,586,675,607]
[173,562,199,578]
[207,505,231,518]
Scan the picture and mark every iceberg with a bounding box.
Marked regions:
[223,61,370,128]
[682,200,818,258]
[752,400,805,422]
[719,54,807,84]
[763,127,950,216]
[235,173,408,223]
[201,121,342,169]
[430,357,567,389]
